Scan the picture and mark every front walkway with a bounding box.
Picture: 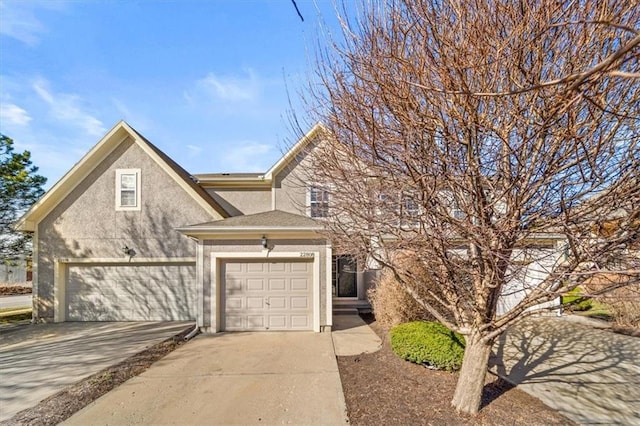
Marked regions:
[491,316,640,425]
[331,315,382,356]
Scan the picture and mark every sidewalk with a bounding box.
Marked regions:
[491,316,640,425]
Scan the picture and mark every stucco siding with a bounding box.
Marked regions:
[202,239,328,331]
[205,188,271,216]
[35,137,217,320]
[273,138,324,215]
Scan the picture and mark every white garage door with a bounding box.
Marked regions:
[223,259,314,331]
[66,263,196,321]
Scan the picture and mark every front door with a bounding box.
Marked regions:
[332,255,357,298]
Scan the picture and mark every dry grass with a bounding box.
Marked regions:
[584,273,640,328]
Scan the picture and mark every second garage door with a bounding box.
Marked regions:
[222,259,313,331]
[66,263,196,321]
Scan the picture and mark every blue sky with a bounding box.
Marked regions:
[0,0,346,189]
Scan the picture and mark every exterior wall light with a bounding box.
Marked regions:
[123,246,136,257]
[261,236,268,249]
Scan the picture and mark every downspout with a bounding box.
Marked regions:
[184,322,200,341]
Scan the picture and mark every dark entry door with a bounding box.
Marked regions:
[332,255,357,298]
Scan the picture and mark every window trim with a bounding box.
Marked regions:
[115,168,141,211]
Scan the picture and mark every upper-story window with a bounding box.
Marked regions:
[308,186,330,218]
[115,169,141,211]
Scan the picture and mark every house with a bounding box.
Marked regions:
[16,120,566,332]
[15,121,374,332]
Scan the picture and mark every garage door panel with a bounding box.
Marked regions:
[247,263,265,273]
[269,278,286,290]
[226,278,242,291]
[247,316,265,328]
[226,315,243,329]
[269,263,286,272]
[223,259,313,331]
[269,297,287,309]
[290,297,309,309]
[290,278,309,291]
[290,262,309,273]
[268,316,287,328]
[246,297,264,309]
[226,297,243,309]
[66,264,196,321]
[247,278,264,290]
[291,316,309,328]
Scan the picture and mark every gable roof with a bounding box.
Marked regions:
[182,123,328,188]
[15,121,229,232]
[263,122,327,181]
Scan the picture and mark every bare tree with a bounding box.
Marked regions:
[301,0,640,414]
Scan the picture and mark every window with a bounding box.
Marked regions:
[116,169,141,210]
[401,193,420,218]
[308,187,330,218]
[375,191,421,227]
[399,193,421,227]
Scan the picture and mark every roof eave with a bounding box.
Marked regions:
[14,121,131,232]
[177,226,324,240]
[197,178,271,188]
[177,226,323,233]
[263,122,326,181]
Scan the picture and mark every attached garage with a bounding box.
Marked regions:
[222,259,314,331]
[57,260,197,321]
[180,210,328,333]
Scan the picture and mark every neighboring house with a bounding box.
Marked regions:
[15,121,373,332]
[0,256,32,285]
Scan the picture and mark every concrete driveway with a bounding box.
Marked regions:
[0,321,192,422]
[64,331,349,425]
[492,316,640,425]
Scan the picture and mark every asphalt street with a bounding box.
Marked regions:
[0,295,32,310]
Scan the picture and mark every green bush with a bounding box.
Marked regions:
[563,287,593,311]
[390,321,466,371]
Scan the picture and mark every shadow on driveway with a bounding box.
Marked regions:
[490,316,640,424]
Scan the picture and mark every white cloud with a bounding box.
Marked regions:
[220,141,274,172]
[186,144,203,157]
[0,2,43,45]
[0,1,66,46]
[193,69,260,102]
[0,103,32,126]
[33,79,106,136]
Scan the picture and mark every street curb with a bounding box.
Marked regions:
[0,308,32,318]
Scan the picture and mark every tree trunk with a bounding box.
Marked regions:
[451,331,493,414]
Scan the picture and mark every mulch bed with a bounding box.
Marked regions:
[336,314,574,425]
[0,286,32,296]
[2,328,193,426]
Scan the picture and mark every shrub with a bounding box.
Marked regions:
[368,252,450,327]
[390,321,466,371]
[368,268,431,326]
[562,287,593,312]
[585,275,640,328]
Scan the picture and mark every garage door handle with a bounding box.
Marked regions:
[265,298,270,306]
